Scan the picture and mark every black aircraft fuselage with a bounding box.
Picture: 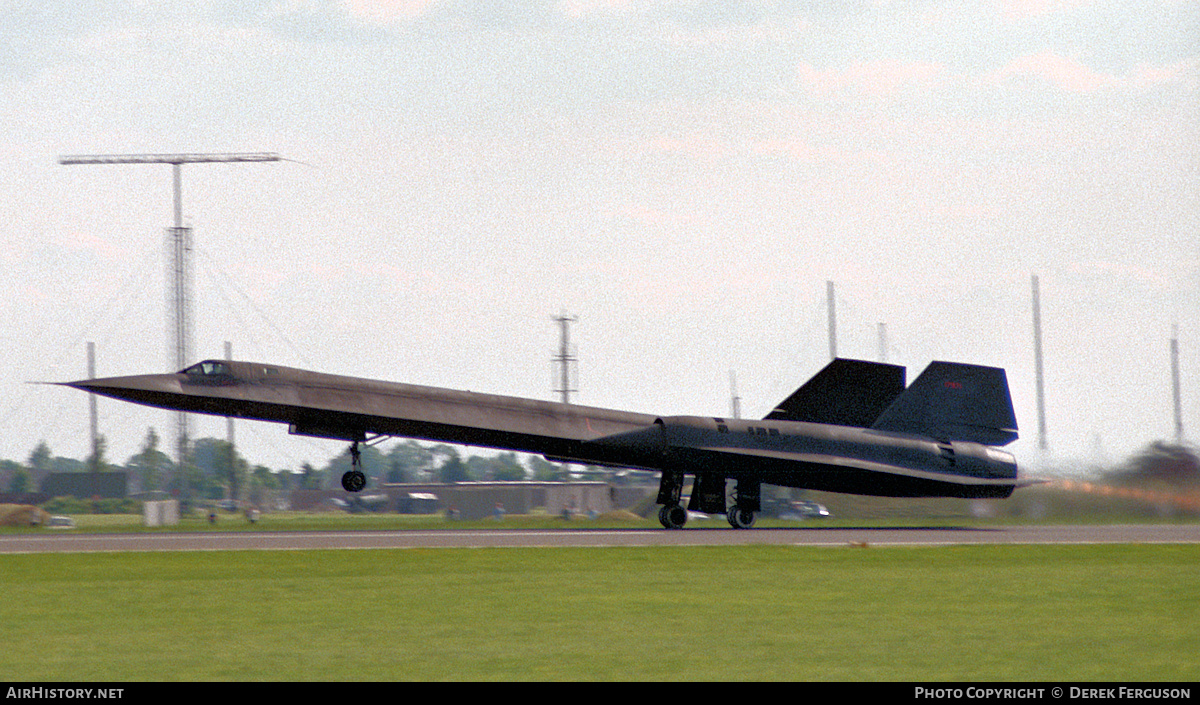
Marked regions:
[66,357,1021,529]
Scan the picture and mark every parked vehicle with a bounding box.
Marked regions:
[778,500,830,520]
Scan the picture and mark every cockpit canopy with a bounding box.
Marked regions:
[181,360,237,385]
[183,360,231,377]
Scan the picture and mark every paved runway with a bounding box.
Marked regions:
[2,524,1199,553]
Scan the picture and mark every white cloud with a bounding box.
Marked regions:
[557,0,640,19]
[1132,57,1200,90]
[795,59,948,98]
[342,0,438,24]
[999,0,1093,21]
[987,51,1200,94]
[750,138,820,162]
[990,51,1116,93]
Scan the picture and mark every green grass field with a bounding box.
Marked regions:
[3,544,1197,681]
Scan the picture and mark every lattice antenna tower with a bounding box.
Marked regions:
[60,153,281,476]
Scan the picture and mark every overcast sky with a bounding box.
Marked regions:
[2,0,1197,476]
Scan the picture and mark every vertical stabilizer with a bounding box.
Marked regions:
[871,361,1018,446]
[767,358,906,428]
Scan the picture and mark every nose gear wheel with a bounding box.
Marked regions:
[341,440,367,492]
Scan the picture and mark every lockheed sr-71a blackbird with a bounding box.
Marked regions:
[66,357,1022,529]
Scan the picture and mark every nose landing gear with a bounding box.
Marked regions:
[341,441,367,493]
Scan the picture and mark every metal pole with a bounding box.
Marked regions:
[225,341,235,449]
[1032,274,1048,452]
[551,313,579,480]
[170,224,191,480]
[173,163,182,229]
[1172,325,1183,443]
[827,281,837,360]
[730,370,741,419]
[553,313,578,405]
[87,342,98,459]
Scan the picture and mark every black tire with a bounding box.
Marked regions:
[342,470,366,493]
[658,504,688,529]
[728,507,756,529]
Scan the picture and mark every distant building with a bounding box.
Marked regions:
[40,472,127,499]
[292,481,655,520]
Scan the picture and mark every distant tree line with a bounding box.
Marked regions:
[1,428,636,502]
[1107,441,1200,488]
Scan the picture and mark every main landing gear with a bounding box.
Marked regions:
[658,504,688,530]
[341,441,367,493]
[655,471,760,530]
[726,506,757,530]
[725,475,760,529]
[656,469,687,529]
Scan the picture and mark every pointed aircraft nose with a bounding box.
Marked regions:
[62,373,184,408]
